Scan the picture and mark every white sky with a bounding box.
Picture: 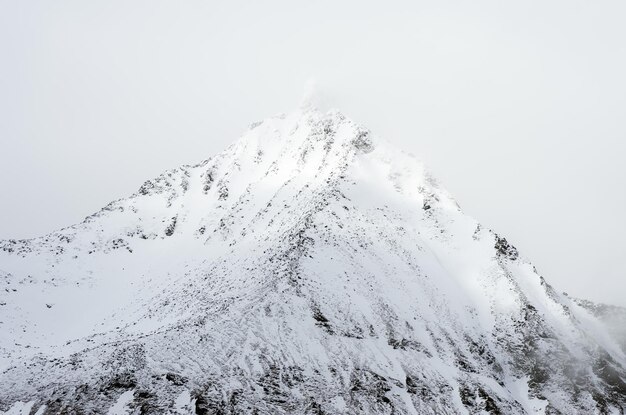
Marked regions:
[1,0,625,306]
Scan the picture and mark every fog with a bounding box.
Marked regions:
[1,0,625,306]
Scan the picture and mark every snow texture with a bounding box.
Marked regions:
[1,107,625,414]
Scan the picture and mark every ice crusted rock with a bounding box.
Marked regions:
[0,107,625,414]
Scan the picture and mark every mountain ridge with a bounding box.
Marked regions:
[1,107,625,414]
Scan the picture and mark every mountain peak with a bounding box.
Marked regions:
[1,106,625,414]
[242,106,377,163]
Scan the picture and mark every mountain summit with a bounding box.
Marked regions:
[1,108,625,414]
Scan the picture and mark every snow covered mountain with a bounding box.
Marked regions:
[1,107,625,414]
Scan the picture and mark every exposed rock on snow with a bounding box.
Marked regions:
[1,107,625,414]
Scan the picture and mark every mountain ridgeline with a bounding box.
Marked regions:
[1,108,625,414]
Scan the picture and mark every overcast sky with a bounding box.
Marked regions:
[1,0,625,306]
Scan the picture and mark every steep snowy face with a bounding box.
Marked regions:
[1,108,625,414]
[0,109,377,352]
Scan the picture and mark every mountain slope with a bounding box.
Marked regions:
[1,108,625,414]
